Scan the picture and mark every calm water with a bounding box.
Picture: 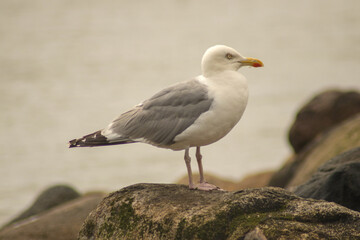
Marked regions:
[0,0,359,225]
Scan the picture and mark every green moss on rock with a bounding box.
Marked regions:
[78,184,360,240]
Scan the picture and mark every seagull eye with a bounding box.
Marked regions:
[226,53,233,60]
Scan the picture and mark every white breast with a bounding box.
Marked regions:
[171,71,248,150]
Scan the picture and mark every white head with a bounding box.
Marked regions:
[201,45,263,77]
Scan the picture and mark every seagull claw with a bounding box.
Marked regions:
[193,182,224,191]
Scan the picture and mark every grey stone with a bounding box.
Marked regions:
[288,90,360,153]
[294,147,360,212]
[244,227,267,240]
[78,183,360,240]
[5,184,80,226]
[269,114,360,188]
[0,193,105,240]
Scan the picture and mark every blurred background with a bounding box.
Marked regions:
[0,0,359,225]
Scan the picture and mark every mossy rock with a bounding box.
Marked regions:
[0,193,105,240]
[269,114,360,188]
[4,185,80,227]
[78,183,360,239]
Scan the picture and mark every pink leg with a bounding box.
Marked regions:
[184,148,195,189]
[196,146,205,183]
[195,147,221,191]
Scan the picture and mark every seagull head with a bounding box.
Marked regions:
[201,45,263,77]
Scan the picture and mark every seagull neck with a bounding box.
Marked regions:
[203,70,222,78]
[201,63,224,77]
[202,69,237,78]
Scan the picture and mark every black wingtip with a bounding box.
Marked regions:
[68,130,137,148]
[68,130,112,148]
[68,139,78,148]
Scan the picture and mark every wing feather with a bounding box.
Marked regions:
[103,79,213,146]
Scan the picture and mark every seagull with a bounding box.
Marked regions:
[69,45,263,190]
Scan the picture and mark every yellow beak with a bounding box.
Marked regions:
[241,57,264,68]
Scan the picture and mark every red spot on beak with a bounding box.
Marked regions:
[252,62,262,68]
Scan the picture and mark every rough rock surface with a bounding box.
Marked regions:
[294,147,360,212]
[269,114,360,188]
[0,193,105,240]
[288,90,360,153]
[4,185,80,226]
[79,183,360,240]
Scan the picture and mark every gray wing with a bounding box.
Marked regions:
[104,79,213,146]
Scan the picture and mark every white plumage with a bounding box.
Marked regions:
[69,45,263,190]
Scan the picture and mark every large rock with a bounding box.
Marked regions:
[4,185,80,226]
[294,147,360,212]
[288,90,360,153]
[269,114,360,188]
[0,193,105,240]
[79,183,360,240]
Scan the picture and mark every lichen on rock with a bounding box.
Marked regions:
[78,183,360,240]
